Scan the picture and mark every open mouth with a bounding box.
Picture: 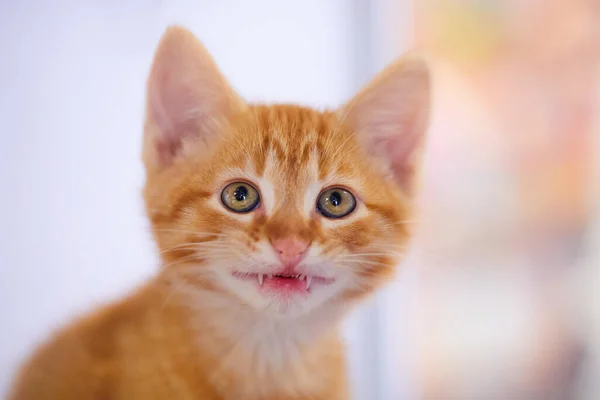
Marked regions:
[233,272,334,292]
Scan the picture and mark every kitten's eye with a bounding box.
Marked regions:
[317,187,357,219]
[221,182,260,213]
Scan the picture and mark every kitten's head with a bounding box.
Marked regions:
[143,27,429,319]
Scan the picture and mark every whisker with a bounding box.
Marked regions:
[336,252,400,258]
[324,104,353,154]
[336,259,394,268]
[160,254,215,269]
[329,129,357,161]
[335,267,393,278]
[160,242,239,255]
[335,250,406,260]
[151,228,226,235]
[159,243,201,255]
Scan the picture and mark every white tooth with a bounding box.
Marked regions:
[306,275,312,289]
[258,273,264,286]
[299,275,305,281]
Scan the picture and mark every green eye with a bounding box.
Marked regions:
[317,187,357,219]
[221,182,260,213]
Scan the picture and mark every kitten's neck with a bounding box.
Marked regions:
[160,279,346,399]
[165,276,345,366]
[188,289,343,347]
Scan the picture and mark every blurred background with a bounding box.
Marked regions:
[0,1,598,399]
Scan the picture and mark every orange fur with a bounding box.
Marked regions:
[8,26,430,400]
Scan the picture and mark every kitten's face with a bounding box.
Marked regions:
[143,27,429,319]
[146,106,411,317]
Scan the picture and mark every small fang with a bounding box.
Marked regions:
[299,275,305,281]
[306,275,312,289]
[258,273,264,286]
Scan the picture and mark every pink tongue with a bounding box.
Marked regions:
[262,276,307,292]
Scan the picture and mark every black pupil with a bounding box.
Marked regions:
[329,191,342,207]
[233,186,248,202]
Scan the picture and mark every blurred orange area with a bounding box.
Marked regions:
[409,0,600,398]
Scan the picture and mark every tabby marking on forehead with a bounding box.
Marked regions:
[246,105,340,181]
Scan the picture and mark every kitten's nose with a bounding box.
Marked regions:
[271,237,310,267]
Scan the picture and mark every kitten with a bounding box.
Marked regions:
[8,26,430,400]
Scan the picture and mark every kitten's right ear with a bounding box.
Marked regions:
[143,26,246,170]
[339,55,430,194]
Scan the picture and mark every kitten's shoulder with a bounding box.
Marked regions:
[7,282,165,400]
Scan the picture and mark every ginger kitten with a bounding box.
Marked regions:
[8,26,430,400]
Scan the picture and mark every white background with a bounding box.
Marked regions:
[0,1,415,399]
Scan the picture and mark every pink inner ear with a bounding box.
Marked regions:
[146,47,204,164]
[150,71,200,144]
[154,133,183,165]
[144,27,245,168]
[370,124,420,190]
[378,117,422,160]
[148,79,199,165]
[342,57,430,190]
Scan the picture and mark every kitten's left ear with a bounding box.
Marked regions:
[339,55,431,193]
[143,26,246,171]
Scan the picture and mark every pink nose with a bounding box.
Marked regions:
[271,237,310,267]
